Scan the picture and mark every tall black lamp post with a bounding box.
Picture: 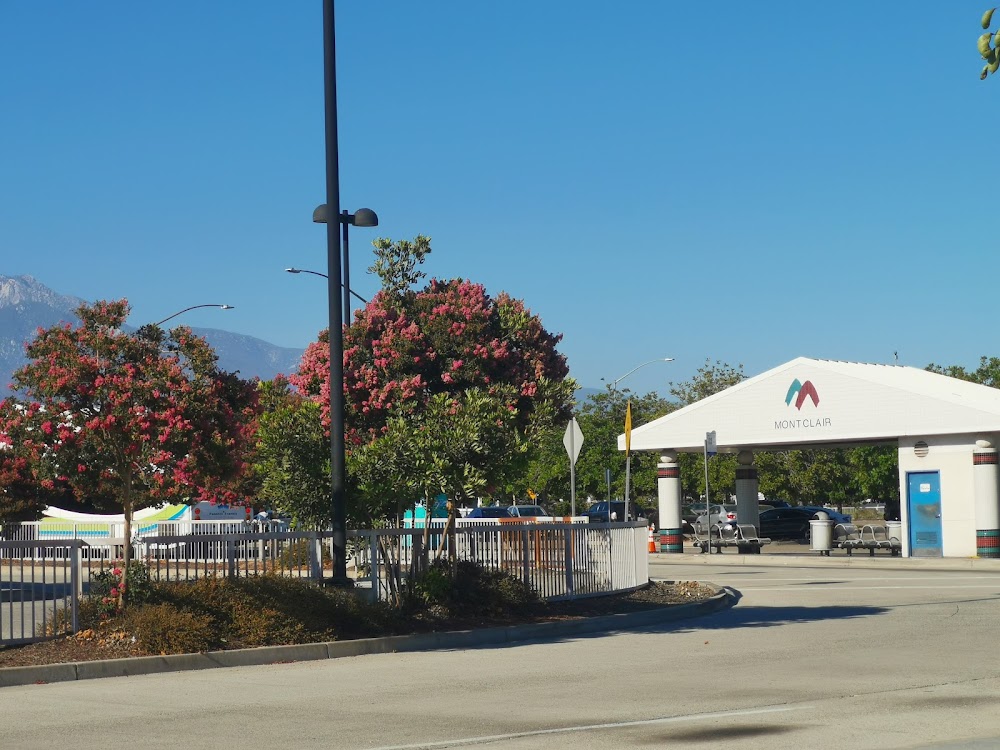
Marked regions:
[321,0,348,582]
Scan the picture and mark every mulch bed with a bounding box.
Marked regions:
[0,581,716,669]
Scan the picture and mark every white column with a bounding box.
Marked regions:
[656,451,683,553]
[973,439,1000,558]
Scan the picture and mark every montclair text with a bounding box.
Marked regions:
[774,417,832,430]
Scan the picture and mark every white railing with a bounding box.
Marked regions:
[0,519,286,543]
[0,522,649,646]
[358,521,648,603]
[0,540,80,646]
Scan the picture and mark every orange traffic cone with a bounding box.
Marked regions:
[648,525,657,553]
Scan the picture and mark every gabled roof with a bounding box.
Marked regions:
[619,357,1000,453]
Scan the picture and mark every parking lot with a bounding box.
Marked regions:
[3,559,1000,749]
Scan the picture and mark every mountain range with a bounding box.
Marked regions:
[0,275,303,396]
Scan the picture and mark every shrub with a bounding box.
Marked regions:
[88,561,154,617]
[122,603,217,655]
[146,574,398,647]
[407,559,539,618]
[276,540,333,570]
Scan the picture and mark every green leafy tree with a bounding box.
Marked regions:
[369,235,431,301]
[849,444,899,505]
[574,388,671,505]
[352,387,529,562]
[928,356,1000,387]
[978,8,1000,80]
[669,360,746,501]
[253,378,331,529]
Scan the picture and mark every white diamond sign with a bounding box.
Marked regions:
[563,417,584,466]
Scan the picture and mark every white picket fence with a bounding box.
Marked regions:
[0,521,650,646]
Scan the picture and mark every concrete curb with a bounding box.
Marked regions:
[653,552,1000,571]
[0,585,734,689]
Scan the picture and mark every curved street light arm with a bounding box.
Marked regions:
[603,357,674,391]
[152,304,234,327]
[285,267,368,305]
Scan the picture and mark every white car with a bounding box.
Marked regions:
[693,504,738,534]
[507,505,548,518]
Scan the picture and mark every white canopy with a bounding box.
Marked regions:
[620,357,1000,453]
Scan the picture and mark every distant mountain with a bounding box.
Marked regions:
[0,275,302,395]
[188,326,302,382]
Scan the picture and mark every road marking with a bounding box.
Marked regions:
[736,585,1000,591]
[368,704,814,750]
[652,572,996,583]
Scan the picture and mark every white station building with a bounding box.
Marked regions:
[619,357,1000,558]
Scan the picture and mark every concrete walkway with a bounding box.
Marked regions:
[661,540,1000,571]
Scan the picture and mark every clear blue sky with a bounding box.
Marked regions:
[1,2,993,396]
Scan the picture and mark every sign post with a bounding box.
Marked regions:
[704,430,716,554]
[563,418,584,516]
[624,400,633,522]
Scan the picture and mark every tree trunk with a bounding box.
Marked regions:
[121,476,133,608]
[420,493,433,572]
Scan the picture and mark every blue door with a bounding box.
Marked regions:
[907,471,942,557]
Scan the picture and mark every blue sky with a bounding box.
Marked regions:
[1,2,994,396]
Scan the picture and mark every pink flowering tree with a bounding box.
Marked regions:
[0,300,259,594]
[289,237,575,522]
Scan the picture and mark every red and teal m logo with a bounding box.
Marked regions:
[785,379,819,410]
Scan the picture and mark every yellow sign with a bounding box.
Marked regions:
[625,400,633,455]
[527,489,537,500]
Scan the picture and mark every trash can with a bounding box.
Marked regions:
[810,511,834,554]
[885,520,902,542]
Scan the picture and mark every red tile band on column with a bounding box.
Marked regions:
[658,529,683,553]
[973,452,998,465]
[657,467,680,478]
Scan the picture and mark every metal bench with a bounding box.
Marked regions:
[833,523,863,554]
[693,523,771,554]
[834,523,901,556]
[859,524,902,557]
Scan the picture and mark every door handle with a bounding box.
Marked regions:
[935,514,941,519]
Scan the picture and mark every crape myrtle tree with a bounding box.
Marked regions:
[0,300,258,594]
[0,441,61,521]
[289,236,576,530]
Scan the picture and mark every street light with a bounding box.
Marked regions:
[313,204,378,323]
[601,357,674,391]
[321,0,348,583]
[151,304,234,327]
[284,267,368,305]
[602,357,673,522]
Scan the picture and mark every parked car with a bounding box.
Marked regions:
[800,506,852,524]
[466,506,513,519]
[861,500,886,511]
[758,506,851,540]
[681,504,700,534]
[584,501,655,524]
[693,504,738,534]
[507,504,548,518]
[763,499,792,508]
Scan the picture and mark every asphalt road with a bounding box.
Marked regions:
[3,560,1000,749]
